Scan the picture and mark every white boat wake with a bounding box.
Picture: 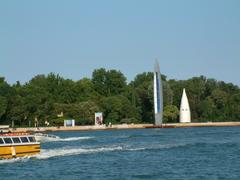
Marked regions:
[0,156,31,164]
[0,143,195,164]
[44,136,93,142]
[35,134,94,142]
[35,146,123,159]
[0,146,123,164]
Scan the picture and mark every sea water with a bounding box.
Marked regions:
[1,127,240,180]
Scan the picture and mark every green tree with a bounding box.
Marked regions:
[199,97,216,121]
[130,72,154,123]
[1,70,240,126]
[101,95,140,124]
[163,105,179,123]
[228,92,240,121]
[185,76,206,120]
[0,96,7,119]
[75,78,99,102]
[92,68,108,96]
[92,68,127,96]
[210,89,228,120]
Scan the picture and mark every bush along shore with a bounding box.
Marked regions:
[0,69,240,127]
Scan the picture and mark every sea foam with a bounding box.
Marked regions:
[41,136,93,142]
[35,146,123,159]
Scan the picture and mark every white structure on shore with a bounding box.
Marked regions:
[95,112,103,126]
[153,60,163,125]
[180,88,191,123]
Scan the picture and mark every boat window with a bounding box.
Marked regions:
[0,138,4,144]
[20,137,29,143]
[3,138,13,144]
[12,137,21,143]
[28,136,36,142]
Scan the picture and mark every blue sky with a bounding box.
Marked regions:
[0,0,240,85]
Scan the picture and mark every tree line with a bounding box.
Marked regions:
[0,68,239,127]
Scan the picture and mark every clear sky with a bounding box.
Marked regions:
[0,0,240,85]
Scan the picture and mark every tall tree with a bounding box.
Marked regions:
[92,68,127,96]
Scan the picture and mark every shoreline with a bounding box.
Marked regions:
[9,122,240,133]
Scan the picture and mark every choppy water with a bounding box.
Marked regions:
[1,127,240,180]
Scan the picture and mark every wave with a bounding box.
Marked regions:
[35,146,123,159]
[40,136,94,142]
[0,146,123,164]
[126,143,188,151]
[125,141,230,152]
[0,143,197,164]
[0,156,31,164]
[1,141,235,164]
[51,136,93,142]
[126,133,164,139]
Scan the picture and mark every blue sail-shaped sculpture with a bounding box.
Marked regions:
[154,60,163,125]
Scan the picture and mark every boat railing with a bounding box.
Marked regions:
[34,133,59,139]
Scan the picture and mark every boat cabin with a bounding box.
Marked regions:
[0,133,40,159]
[0,135,37,145]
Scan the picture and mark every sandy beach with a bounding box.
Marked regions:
[8,122,240,133]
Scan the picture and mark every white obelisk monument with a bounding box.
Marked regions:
[179,88,191,123]
[154,60,163,125]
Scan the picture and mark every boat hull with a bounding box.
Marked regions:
[0,144,40,159]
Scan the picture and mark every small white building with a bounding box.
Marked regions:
[180,88,191,123]
[64,119,75,127]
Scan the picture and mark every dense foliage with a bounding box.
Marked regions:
[0,69,239,127]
